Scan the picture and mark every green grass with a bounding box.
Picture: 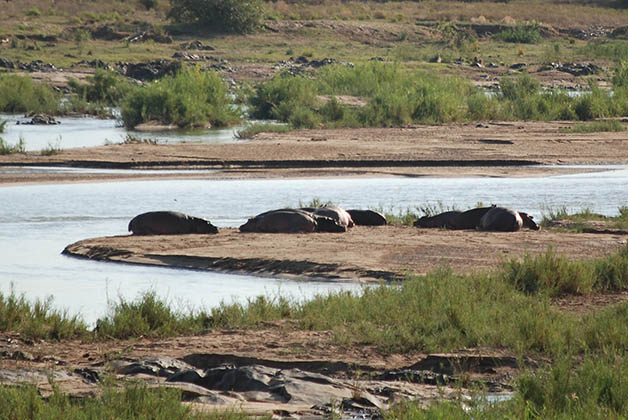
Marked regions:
[384,352,628,419]
[0,74,61,114]
[493,22,542,44]
[559,119,626,133]
[249,62,628,128]
[120,68,241,129]
[6,243,628,355]
[235,122,292,139]
[541,206,628,230]
[0,383,261,420]
[0,288,87,340]
[0,120,7,133]
[0,137,25,155]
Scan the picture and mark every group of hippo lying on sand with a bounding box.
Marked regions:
[127,205,539,235]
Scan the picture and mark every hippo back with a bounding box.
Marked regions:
[313,206,354,227]
[347,209,387,226]
[450,206,495,229]
[478,207,523,232]
[129,211,216,235]
[413,211,461,228]
[239,210,317,233]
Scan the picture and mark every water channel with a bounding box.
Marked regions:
[2,166,628,325]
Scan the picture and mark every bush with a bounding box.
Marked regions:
[167,0,264,34]
[120,68,241,129]
[68,69,132,106]
[0,74,61,114]
[493,22,541,44]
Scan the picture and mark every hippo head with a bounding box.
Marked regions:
[519,212,540,231]
[315,216,347,233]
[192,218,219,234]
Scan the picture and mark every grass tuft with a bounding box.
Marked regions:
[559,120,626,133]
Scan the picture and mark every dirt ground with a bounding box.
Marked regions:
[64,226,627,283]
[2,120,628,185]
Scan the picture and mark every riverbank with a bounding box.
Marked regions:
[1,120,628,184]
[64,226,627,282]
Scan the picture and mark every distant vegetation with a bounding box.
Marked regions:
[0,74,61,114]
[120,68,241,129]
[167,0,264,33]
[493,22,541,44]
[559,120,626,133]
[249,62,628,128]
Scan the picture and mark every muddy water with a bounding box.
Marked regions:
[1,167,627,325]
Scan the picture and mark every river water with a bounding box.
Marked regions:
[0,113,250,151]
[1,166,627,325]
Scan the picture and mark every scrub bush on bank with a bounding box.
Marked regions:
[250,62,628,128]
[120,68,241,129]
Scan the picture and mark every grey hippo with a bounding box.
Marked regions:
[478,207,540,232]
[128,211,218,235]
[413,206,495,230]
[239,209,346,233]
[346,209,387,226]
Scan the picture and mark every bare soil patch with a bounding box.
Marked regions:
[63,226,627,282]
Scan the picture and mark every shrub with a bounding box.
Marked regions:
[68,69,132,106]
[0,74,61,114]
[140,0,158,10]
[167,0,264,34]
[120,68,241,129]
[493,22,541,44]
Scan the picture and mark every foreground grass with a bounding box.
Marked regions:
[0,383,260,420]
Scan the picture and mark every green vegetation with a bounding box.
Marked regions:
[0,74,61,114]
[235,122,292,139]
[167,0,264,34]
[0,288,86,340]
[120,68,241,129]
[94,290,213,338]
[493,22,541,44]
[384,352,628,419]
[250,62,628,128]
[0,383,258,420]
[541,206,628,231]
[0,137,25,155]
[0,120,7,133]
[5,243,628,355]
[559,119,626,133]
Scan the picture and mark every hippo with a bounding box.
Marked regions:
[128,211,218,235]
[347,209,387,226]
[413,206,495,230]
[240,209,346,233]
[478,207,540,232]
[451,206,495,229]
[312,206,354,227]
[413,210,462,229]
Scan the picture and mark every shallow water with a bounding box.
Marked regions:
[1,167,627,325]
[0,114,253,151]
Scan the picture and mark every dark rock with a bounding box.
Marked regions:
[179,40,215,51]
[117,60,182,81]
[74,367,100,383]
[509,62,527,70]
[556,62,602,77]
[90,25,128,41]
[24,114,59,125]
[0,58,15,69]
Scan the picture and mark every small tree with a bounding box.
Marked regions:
[168,0,263,34]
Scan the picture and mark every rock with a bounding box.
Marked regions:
[117,60,182,81]
[179,40,215,51]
